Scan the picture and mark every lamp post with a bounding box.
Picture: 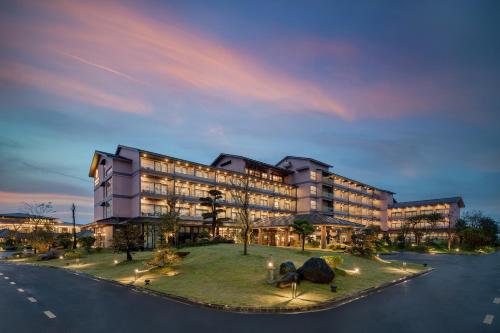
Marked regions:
[266,255,275,283]
[403,262,407,272]
[134,269,139,282]
[291,282,297,299]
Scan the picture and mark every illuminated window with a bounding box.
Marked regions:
[311,200,317,210]
[310,171,317,181]
[310,185,317,195]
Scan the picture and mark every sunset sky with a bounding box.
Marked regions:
[0,0,499,223]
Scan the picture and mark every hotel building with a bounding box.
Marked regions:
[86,145,464,248]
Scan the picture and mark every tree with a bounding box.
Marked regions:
[21,202,56,253]
[112,224,144,261]
[56,233,73,249]
[405,213,443,246]
[159,188,182,248]
[78,236,96,253]
[71,203,77,250]
[199,189,228,238]
[228,177,252,255]
[349,226,379,258]
[291,219,315,252]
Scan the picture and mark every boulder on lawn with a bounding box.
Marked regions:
[37,249,59,261]
[279,261,297,275]
[297,257,335,283]
[276,272,301,288]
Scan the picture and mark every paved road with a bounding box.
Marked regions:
[1,252,499,333]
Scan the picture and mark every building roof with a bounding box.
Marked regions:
[0,213,56,220]
[88,150,132,177]
[275,156,332,168]
[76,230,94,238]
[254,213,365,229]
[211,153,294,175]
[0,228,10,238]
[389,197,465,209]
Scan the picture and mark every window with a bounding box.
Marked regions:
[175,165,189,175]
[284,202,290,210]
[94,168,100,186]
[105,166,113,177]
[311,200,317,210]
[421,210,433,215]
[392,212,403,218]
[274,200,279,209]
[217,174,226,183]
[260,198,268,207]
[195,169,209,179]
[310,171,317,181]
[310,185,317,195]
[405,210,417,217]
[105,179,112,197]
[179,207,190,216]
[105,200,113,218]
[195,208,209,217]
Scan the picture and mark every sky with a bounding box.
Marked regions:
[0,0,499,224]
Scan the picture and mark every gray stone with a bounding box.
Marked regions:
[279,261,296,275]
[276,272,300,288]
[297,257,335,283]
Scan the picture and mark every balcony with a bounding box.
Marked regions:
[322,178,334,186]
[322,192,334,200]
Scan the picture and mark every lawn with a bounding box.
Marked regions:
[13,244,425,308]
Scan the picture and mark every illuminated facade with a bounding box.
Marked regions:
[387,197,465,240]
[0,213,82,239]
[86,145,464,248]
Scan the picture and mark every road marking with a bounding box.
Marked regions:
[494,297,500,304]
[43,311,56,319]
[4,276,9,279]
[0,272,3,275]
[483,314,494,325]
[9,281,16,285]
[27,297,37,303]
[17,288,24,292]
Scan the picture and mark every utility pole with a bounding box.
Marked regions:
[71,203,77,249]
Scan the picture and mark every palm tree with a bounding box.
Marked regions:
[291,219,315,252]
[199,189,228,238]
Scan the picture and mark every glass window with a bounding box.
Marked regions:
[311,200,317,210]
[310,185,317,195]
[310,171,317,181]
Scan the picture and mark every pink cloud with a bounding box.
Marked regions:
[1,0,350,119]
[0,61,151,115]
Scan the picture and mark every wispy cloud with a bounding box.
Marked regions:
[0,0,349,119]
[0,61,150,115]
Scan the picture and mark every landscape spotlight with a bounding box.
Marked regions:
[113,259,118,264]
[455,248,460,252]
[353,267,360,274]
[59,256,64,260]
[134,268,139,281]
[266,256,275,283]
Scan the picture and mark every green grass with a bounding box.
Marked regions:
[13,244,425,308]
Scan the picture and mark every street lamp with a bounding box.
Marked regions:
[134,269,139,281]
[266,256,275,283]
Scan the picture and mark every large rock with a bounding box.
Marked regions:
[276,272,301,288]
[297,257,335,283]
[37,249,59,261]
[279,261,296,275]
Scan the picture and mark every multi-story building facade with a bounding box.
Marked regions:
[0,213,82,242]
[387,197,465,240]
[86,145,464,248]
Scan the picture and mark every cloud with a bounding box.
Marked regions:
[0,0,349,119]
[0,61,150,115]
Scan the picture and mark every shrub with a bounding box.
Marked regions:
[147,248,180,268]
[321,255,344,269]
[78,236,96,253]
[95,247,103,253]
[306,240,320,248]
[64,250,81,259]
[56,233,73,249]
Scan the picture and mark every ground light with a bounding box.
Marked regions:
[353,267,360,274]
[455,248,460,252]
[59,256,64,260]
[113,259,119,265]
[403,262,407,271]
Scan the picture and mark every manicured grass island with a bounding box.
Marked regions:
[13,244,426,308]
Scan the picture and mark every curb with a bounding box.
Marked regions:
[1,260,433,314]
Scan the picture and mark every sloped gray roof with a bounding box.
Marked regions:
[254,213,365,229]
[389,197,465,209]
[0,213,56,220]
